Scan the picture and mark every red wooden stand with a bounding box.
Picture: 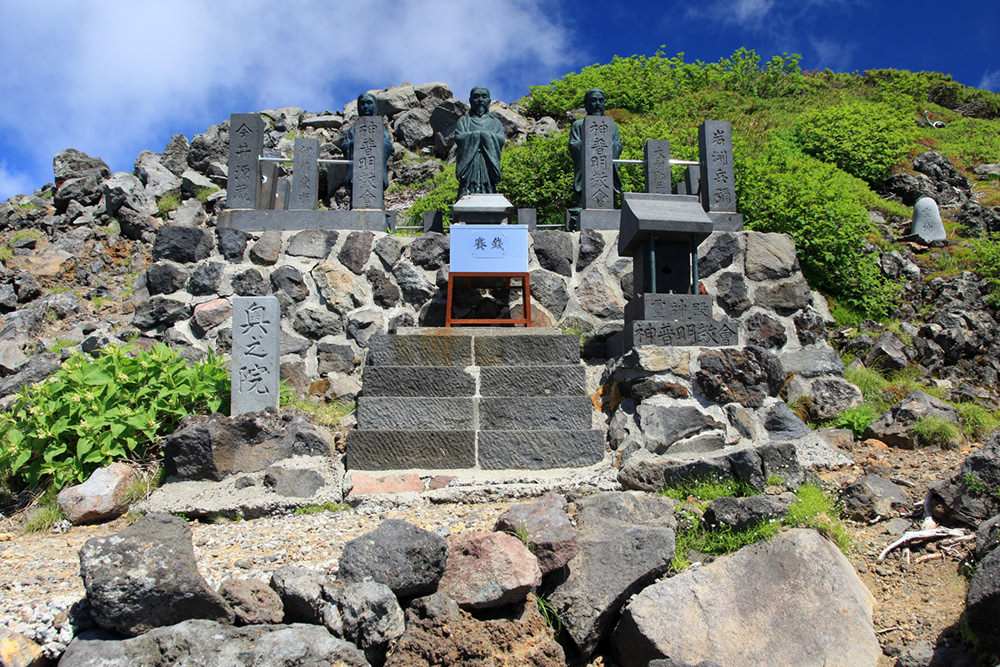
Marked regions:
[445,272,531,327]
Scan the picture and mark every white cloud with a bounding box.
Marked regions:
[808,37,855,73]
[0,162,34,200]
[979,69,1000,92]
[0,0,574,200]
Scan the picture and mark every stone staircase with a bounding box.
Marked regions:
[346,329,605,470]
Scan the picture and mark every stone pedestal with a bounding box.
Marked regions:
[452,193,514,224]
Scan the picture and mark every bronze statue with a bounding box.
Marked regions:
[568,88,622,207]
[342,93,393,190]
[454,86,506,200]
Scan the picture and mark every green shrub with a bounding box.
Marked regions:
[404,165,458,226]
[911,416,961,448]
[523,48,806,118]
[932,117,1000,168]
[498,132,574,227]
[966,233,1000,305]
[794,101,913,184]
[738,137,899,316]
[0,343,229,490]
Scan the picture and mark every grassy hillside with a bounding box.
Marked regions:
[417,48,1000,319]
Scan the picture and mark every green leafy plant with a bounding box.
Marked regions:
[822,404,881,440]
[964,472,989,495]
[0,343,229,491]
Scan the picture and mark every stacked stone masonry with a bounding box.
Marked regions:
[347,331,604,470]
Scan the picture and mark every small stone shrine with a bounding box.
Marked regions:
[618,193,738,350]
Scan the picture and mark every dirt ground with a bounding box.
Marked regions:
[0,438,994,666]
[819,437,988,667]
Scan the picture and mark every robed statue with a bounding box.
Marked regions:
[568,88,623,207]
[454,86,506,200]
[342,93,393,190]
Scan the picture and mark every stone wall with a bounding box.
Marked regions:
[136,223,847,406]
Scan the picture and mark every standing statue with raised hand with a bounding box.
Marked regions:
[569,88,622,207]
[454,86,506,201]
[342,93,393,191]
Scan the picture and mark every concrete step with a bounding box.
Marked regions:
[356,397,475,430]
[367,334,473,367]
[474,334,580,366]
[478,430,605,469]
[479,365,586,396]
[361,366,475,397]
[479,396,593,431]
[345,430,475,470]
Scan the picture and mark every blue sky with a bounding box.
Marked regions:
[1,0,997,201]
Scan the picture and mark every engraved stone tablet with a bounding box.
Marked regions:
[628,318,738,348]
[698,120,736,212]
[626,293,713,322]
[231,296,280,415]
[583,116,615,209]
[351,116,384,210]
[226,114,265,209]
[290,138,319,210]
[644,140,671,194]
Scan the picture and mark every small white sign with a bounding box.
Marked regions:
[450,225,528,272]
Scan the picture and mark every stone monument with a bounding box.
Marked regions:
[909,196,947,243]
[290,137,319,210]
[342,93,392,210]
[568,89,622,230]
[454,87,506,201]
[231,296,280,415]
[697,120,743,231]
[226,114,265,209]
